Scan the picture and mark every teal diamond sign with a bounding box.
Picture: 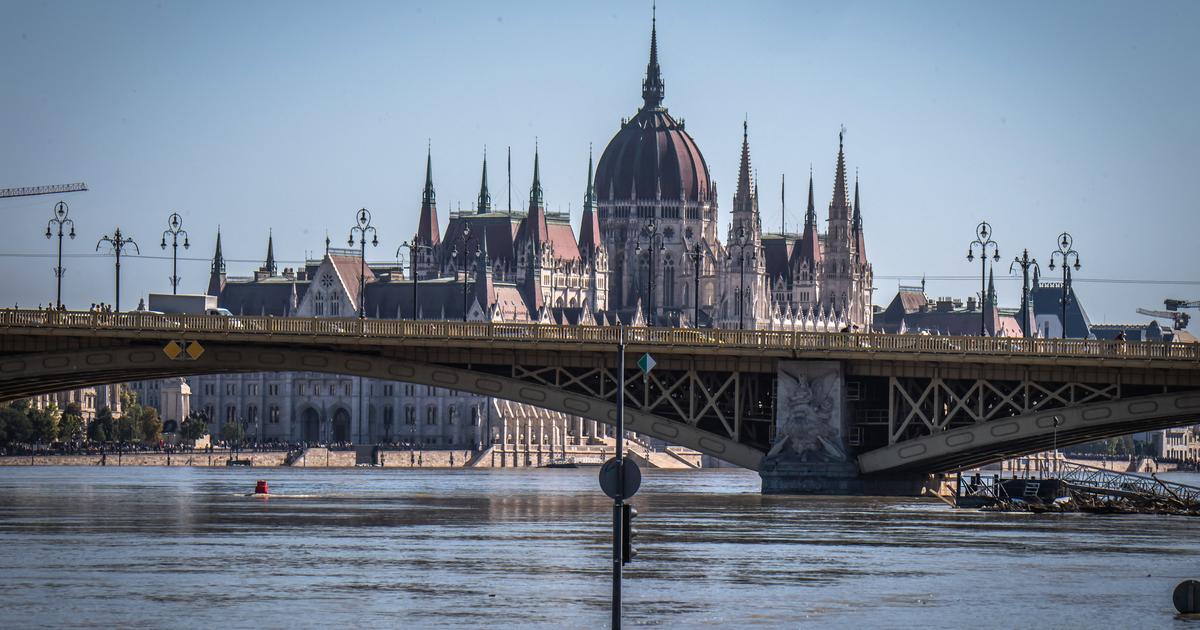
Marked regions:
[637,352,656,374]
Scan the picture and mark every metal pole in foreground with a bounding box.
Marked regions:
[612,326,626,629]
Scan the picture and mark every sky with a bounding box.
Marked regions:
[1,0,1198,324]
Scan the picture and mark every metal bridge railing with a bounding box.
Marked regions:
[1055,461,1200,504]
[1,308,1198,363]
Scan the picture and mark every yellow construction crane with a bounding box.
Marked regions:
[0,182,88,199]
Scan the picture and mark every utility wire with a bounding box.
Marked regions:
[0,251,1196,285]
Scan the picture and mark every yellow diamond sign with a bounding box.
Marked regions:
[185,341,205,360]
[163,340,183,360]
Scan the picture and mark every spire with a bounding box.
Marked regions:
[417,144,441,246]
[780,173,786,235]
[984,268,997,335]
[733,118,755,215]
[265,229,276,276]
[805,166,816,226]
[529,141,544,210]
[831,126,850,219]
[476,148,492,214]
[641,4,665,110]
[211,228,225,275]
[524,144,550,251]
[580,146,602,261]
[793,168,822,268]
[207,227,226,297]
[853,174,867,264]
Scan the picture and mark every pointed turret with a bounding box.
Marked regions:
[524,145,550,251]
[852,176,867,264]
[830,128,851,220]
[794,169,822,268]
[984,268,997,336]
[416,145,441,246]
[579,148,602,262]
[641,6,665,110]
[264,230,276,276]
[476,149,492,214]
[734,120,754,214]
[207,228,226,297]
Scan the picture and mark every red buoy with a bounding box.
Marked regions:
[254,480,269,494]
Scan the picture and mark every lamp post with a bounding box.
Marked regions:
[684,239,704,328]
[1010,249,1040,339]
[966,221,1000,336]
[44,201,76,308]
[96,228,140,312]
[159,212,190,295]
[451,225,480,322]
[1048,232,1081,339]
[726,225,756,330]
[396,240,434,320]
[635,220,665,325]
[348,208,379,319]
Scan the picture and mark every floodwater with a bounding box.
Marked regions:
[1,468,1198,629]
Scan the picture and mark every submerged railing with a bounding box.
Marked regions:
[0,308,1197,363]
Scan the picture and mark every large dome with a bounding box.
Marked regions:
[595,108,712,203]
[594,15,712,205]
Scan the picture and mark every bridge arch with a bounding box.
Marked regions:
[859,390,1200,474]
[0,344,766,469]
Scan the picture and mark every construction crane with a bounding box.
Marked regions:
[0,182,88,199]
[1136,299,1198,330]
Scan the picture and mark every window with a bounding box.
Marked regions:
[297,383,305,395]
[248,384,258,396]
[248,405,258,422]
[426,406,436,425]
[384,384,394,396]
[344,383,352,396]
[404,385,413,396]
[447,407,457,425]
[845,381,862,401]
[383,406,394,428]
[269,406,280,424]
[405,406,415,425]
[226,384,236,396]
[268,384,279,396]
[225,405,236,423]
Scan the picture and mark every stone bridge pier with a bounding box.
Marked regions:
[759,361,928,495]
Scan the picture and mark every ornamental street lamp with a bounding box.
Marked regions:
[96,228,140,312]
[966,221,1000,336]
[45,201,76,308]
[1048,231,1081,339]
[159,212,190,295]
[1010,249,1040,339]
[348,208,379,318]
[635,220,665,325]
[684,238,705,328]
[397,240,434,320]
[726,225,756,330]
[451,225,481,322]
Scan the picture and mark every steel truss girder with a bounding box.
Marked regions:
[510,362,774,450]
[888,372,1122,444]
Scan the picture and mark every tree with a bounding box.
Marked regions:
[139,406,163,444]
[60,411,85,443]
[220,420,244,444]
[179,412,208,443]
[115,410,143,443]
[89,408,115,442]
[28,406,58,443]
[0,404,33,445]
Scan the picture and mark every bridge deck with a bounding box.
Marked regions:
[1,310,1197,369]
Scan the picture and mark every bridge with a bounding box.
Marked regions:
[1,309,1198,494]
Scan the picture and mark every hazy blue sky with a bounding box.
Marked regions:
[2,0,1197,323]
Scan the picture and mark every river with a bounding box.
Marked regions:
[0,467,1198,629]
